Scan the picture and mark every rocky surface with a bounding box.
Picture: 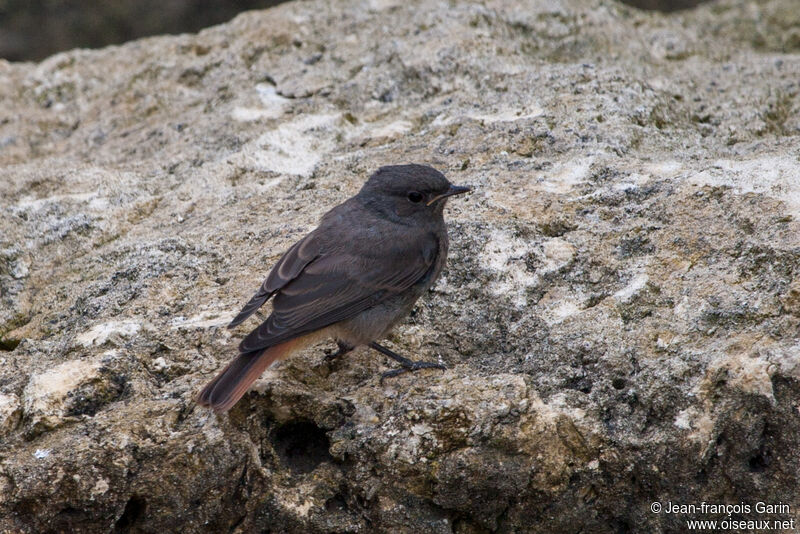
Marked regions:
[1,0,800,532]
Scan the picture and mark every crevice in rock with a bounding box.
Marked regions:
[748,450,771,473]
[115,495,147,532]
[748,426,772,473]
[271,420,332,474]
[64,371,127,417]
[0,337,20,351]
[227,512,247,534]
[324,493,349,513]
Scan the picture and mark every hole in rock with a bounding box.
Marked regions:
[748,450,771,473]
[325,493,349,513]
[115,495,147,532]
[272,420,332,474]
[0,337,21,351]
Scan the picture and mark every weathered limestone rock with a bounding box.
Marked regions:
[1,0,799,531]
[0,393,22,435]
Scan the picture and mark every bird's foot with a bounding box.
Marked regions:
[369,342,446,383]
[380,360,447,382]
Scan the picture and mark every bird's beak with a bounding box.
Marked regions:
[427,185,472,205]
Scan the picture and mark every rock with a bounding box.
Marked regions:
[75,320,142,347]
[22,356,126,434]
[0,394,22,435]
[1,0,800,532]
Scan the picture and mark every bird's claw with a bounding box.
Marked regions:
[380,361,447,383]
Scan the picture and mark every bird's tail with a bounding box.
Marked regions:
[196,339,299,412]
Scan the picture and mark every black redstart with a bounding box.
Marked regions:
[197,164,470,412]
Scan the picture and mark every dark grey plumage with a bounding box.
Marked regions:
[197,164,469,411]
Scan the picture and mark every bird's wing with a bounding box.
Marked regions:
[238,233,438,353]
[227,233,321,328]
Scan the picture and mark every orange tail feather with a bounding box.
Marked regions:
[196,339,299,412]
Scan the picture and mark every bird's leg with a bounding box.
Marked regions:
[324,341,354,361]
[368,342,446,381]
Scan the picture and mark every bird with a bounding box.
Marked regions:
[196,164,470,412]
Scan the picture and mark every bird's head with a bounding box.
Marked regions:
[358,164,471,221]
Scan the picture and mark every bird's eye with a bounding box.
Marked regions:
[407,191,424,203]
